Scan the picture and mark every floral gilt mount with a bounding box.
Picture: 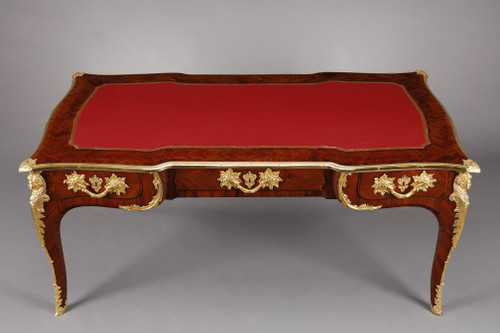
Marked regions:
[372,171,437,199]
[63,172,128,198]
[218,168,283,194]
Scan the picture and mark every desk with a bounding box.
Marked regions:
[19,71,479,316]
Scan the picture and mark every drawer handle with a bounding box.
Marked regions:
[372,171,437,199]
[64,172,128,197]
[218,168,283,194]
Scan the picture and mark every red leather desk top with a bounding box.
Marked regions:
[71,81,428,150]
[31,72,469,166]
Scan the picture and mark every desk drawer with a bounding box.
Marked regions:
[175,168,325,192]
[357,170,449,200]
[49,170,143,200]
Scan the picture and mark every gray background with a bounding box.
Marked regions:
[1,0,499,332]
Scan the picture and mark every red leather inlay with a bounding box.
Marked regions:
[71,81,428,150]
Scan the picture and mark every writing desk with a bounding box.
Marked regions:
[19,71,479,316]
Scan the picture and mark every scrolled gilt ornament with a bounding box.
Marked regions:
[218,168,283,194]
[27,170,50,249]
[120,172,163,211]
[449,171,472,249]
[338,172,381,210]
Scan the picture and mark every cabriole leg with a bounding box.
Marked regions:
[27,170,68,316]
[430,171,472,315]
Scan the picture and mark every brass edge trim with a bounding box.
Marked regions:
[119,172,163,211]
[90,78,416,87]
[338,172,382,210]
[70,143,430,153]
[21,160,479,174]
[431,168,473,316]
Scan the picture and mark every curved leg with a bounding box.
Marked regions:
[27,170,68,316]
[337,168,476,315]
[430,171,472,315]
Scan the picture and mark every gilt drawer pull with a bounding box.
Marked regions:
[372,171,436,199]
[218,168,283,193]
[64,172,128,198]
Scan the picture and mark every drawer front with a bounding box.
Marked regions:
[357,170,449,200]
[48,170,144,200]
[175,168,325,192]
